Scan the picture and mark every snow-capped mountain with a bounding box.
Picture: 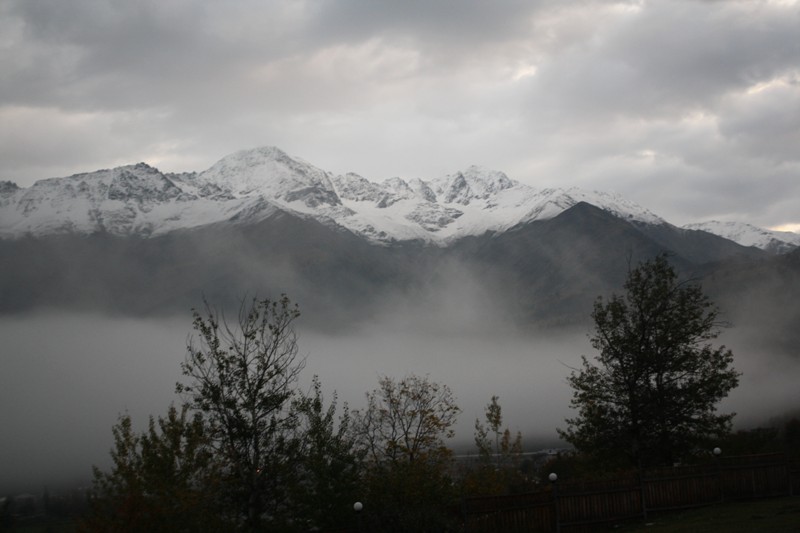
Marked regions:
[182,146,666,244]
[2,147,798,344]
[683,221,800,255]
[0,146,668,244]
[1,146,795,253]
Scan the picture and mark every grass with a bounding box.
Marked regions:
[5,516,77,532]
[4,497,799,532]
[615,496,800,532]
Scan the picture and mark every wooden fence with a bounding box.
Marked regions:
[460,453,800,532]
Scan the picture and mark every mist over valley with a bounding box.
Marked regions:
[3,292,799,494]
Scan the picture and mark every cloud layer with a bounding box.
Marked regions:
[1,0,798,228]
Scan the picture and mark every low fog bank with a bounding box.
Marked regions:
[2,303,798,494]
[301,326,587,447]
[0,314,189,493]
[0,306,583,494]
[718,328,800,428]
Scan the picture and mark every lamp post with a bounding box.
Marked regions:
[353,501,363,532]
[713,447,723,502]
[549,473,560,533]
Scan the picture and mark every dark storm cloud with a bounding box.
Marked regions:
[0,0,798,229]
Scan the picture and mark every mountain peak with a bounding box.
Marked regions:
[198,146,341,208]
[201,146,298,179]
[0,181,19,196]
[222,145,291,165]
[461,165,514,194]
[430,166,515,206]
[106,164,182,203]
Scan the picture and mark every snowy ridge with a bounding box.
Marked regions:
[683,221,800,254]
[0,162,273,237]
[2,145,790,250]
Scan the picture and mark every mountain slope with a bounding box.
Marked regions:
[0,200,773,330]
[0,208,427,329]
[446,202,764,326]
[701,246,800,354]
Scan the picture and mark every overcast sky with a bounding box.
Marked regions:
[1,0,798,230]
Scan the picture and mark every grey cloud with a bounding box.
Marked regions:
[3,0,303,111]
[503,1,800,226]
[308,0,544,53]
[527,1,800,124]
[717,80,800,163]
[606,2,799,110]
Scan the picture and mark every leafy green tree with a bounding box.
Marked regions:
[81,405,225,533]
[559,254,740,468]
[465,395,525,495]
[289,376,363,531]
[176,295,305,531]
[356,374,460,466]
[474,395,522,465]
[354,374,461,532]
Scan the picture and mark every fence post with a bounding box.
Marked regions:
[638,469,648,522]
[549,473,560,533]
